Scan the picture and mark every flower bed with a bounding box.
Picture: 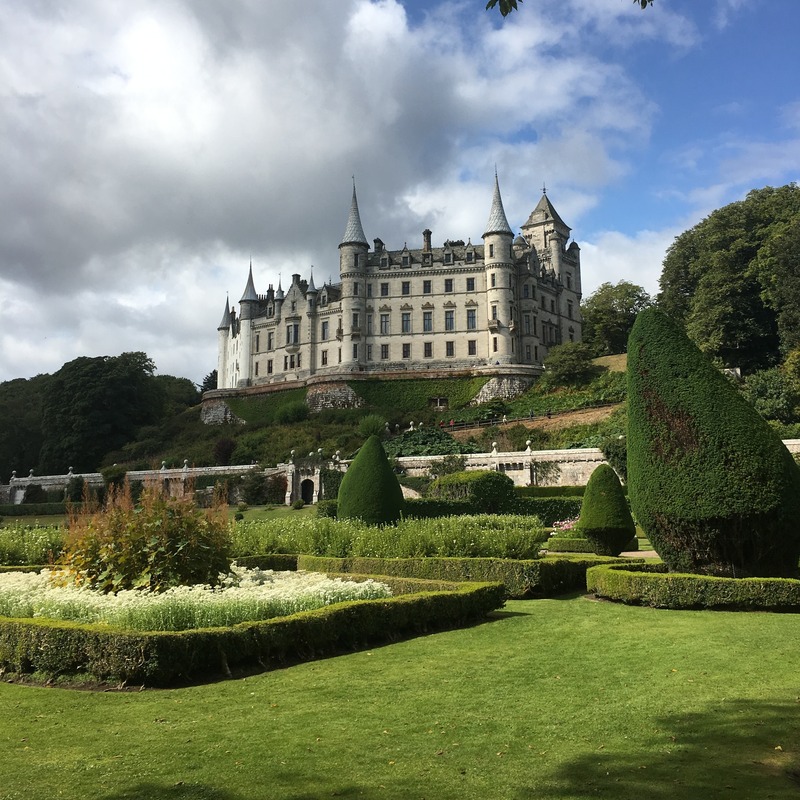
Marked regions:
[0,565,392,631]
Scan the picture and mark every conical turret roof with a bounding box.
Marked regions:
[530,192,570,232]
[483,174,513,238]
[307,269,317,293]
[239,263,258,303]
[217,296,231,330]
[340,183,368,247]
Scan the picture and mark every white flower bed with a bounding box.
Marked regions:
[0,565,392,632]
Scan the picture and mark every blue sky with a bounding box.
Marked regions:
[0,0,798,383]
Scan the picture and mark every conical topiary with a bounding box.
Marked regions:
[576,463,635,556]
[337,435,405,525]
[627,308,800,577]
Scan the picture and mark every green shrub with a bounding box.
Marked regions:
[404,498,474,518]
[337,436,405,525]
[382,427,477,458]
[627,308,800,577]
[274,401,309,425]
[357,413,387,439]
[22,484,47,504]
[265,474,288,505]
[291,499,305,510]
[587,562,800,611]
[316,499,338,518]
[0,523,65,566]
[319,468,344,501]
[546,537,595,553]
[516,485,586,498]
[428,470,515,513]
[60,485,232,593]
[515,497,583,526]
[242,472,270,505]
[0,502,67,517]
[575,464,635,556]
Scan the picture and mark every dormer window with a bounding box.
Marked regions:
[466,251,474,263]
[402,254,410,267]
[380,256,389,269]
[444,253,452,264]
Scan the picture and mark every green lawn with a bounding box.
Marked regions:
[2,595,799,799]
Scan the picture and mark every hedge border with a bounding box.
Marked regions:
[547,537,639,554]
[298,554,633,599]
[586,562,800,611]
[0,503,67,517]
[0,578,504,687]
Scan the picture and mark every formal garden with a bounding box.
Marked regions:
[3,308,800,797]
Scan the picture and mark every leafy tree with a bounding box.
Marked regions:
[154,375,200,415]
[627,308,800,577]
[740,368,800,424]
[658,184,800,372]
[581,281,652,356]
[541,342,604,386]
[487,0,652,16]
[39,353,164,474]
[213,437,236,466]
[0,374,49,480]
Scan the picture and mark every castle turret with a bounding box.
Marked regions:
[237,264,258,387]
[339,183,368,368]
[274,277,284,321]
[482,175,515,364]
[521,191,571,278]
[216,296,231,389]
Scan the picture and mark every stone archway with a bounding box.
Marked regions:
[300,478,315,505]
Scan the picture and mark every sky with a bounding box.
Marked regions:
[1,0,799,385]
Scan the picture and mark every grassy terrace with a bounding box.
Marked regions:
[3,594,799,799]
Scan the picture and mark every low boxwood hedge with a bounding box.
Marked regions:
[515,486,587,498]
[547,537,595,553]
[299,554,632,599]
[0,578,505,686]
[0,503,67,517]
[515,498,583,526]
[586,562,800,611]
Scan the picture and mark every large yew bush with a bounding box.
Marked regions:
[576,464,635,556]
[337,435,405,525]
[627,308,800,577]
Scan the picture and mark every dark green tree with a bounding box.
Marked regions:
[39,352,164,474]
[0,374,49,480]
[576,464,635,556]
[337,435,405,525]
[658,184,800,372]
[627,308,800,577]
[541,342,603,386]
[740,368,800,424]
[201,370,218,392]
[153,375,200,415]
[581,281,652,356]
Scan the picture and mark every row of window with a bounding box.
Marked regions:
[253,309,556,350]
[252,340,544,374]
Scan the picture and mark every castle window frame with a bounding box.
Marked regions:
[489,244,494,258]
[445,341,455,357]
[491,305,497,320]
[523,284,529,299]
[268,332,274,350]
[566,273,572,290]
[255,361,259,376]
[367,314,373,335]
[444,309,455,332]
[367,283,373,298]
[526,345,531,361]
[321,350,328,366]
[493,337,498,353]
[367,344,373,360]
[567,301,573,319]
[267,359,273,374]
[444,278,453,293]
[381,344,389,360]
[402,254,410,267]
[353,282,360,296]
[490,273,496,288]
[353,343,358,360]
[380,313,390,335]
[380,256,389,269]
[255,334,260,352]
[321,321,329,341]
[423,311,433,332]
[402,343,411,359]
[468,339,476,356]
[424,342,432,358]
[444,252,452,264]
[423,280,432,294]
[466,277,475,292]
[466,308,476,330]
[401,281,411,296]
[380,282,389,297]
[401,312,411,334]
[466,250,474,263]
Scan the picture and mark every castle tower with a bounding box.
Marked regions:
[338,183,369,368]
[520,191,572,278]
[237,264,258,387]
[482,175,515,364]
[216,296,231,389]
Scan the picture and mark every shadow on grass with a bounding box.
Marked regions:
[519,699,800,800]
[98,783,381,800]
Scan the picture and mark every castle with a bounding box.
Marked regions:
[215,176,582,392]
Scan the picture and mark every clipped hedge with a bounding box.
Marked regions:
[587,562,800,611]
[515,497,582,526]
[0,579,505,686]
[576,464,635,556]
[299,554,632,599]
[547,536,638,554]
[515,486,587,498]
[232,554,299,571]
[428,470,516,513]
[0,503,67,517]
[403,498,474,518]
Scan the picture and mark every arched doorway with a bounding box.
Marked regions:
[300,478,315,505]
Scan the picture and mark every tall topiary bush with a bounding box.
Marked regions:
[627,308,800,577]
[575,464,635,556]
[337,436,405,525]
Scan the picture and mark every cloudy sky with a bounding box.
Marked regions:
[1,0,799,384]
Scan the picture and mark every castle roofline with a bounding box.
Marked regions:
[339,183,369,248]
[482,174,513,238]
[239,263,258,303]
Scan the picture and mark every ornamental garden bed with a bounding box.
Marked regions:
[0,569,504,686]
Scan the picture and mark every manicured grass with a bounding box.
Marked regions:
[0,514,66,528]
[2,596,799,799]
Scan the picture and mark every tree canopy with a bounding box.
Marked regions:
[486,0,652,17]
[658,184,800,373]
[581,280,652,356]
